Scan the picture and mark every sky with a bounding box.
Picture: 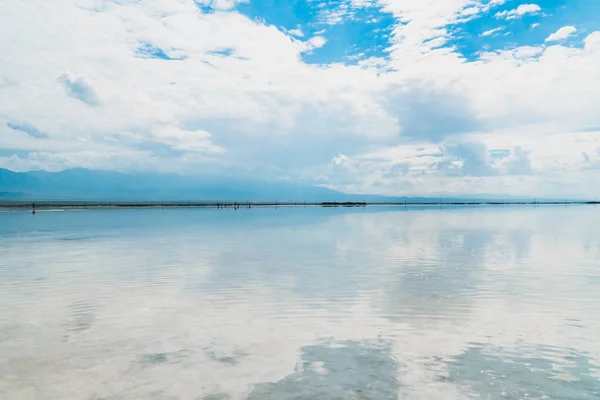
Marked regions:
[1,0,599,197]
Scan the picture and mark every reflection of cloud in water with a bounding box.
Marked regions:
[63,300,95,336]
[203,394,231,400]
[444,344,600,399]
[506,228,533,262]
[380,229,498,324]
[247,340,401,400]
[2,206,600,399]
[190,211,409,303]
[133,350,191,370]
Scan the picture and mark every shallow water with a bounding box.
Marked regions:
[1,205,599,399]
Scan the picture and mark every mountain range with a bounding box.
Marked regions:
[0,168,381,202]
[0,168,567,203]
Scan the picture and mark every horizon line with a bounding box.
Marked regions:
[1,200,598,210]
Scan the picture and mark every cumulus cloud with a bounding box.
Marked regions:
[584,31,600,51]
[545,26,577,42]
[501,146,533,175]
[308,36,327,49]
[196,0,248,11]
[495,4,541,20]
[440,141,497,177]
[383,162,411,178]
[481,27,504,37]
[7,122,48,138]
[460,7,480,17]
[58,74,100,106]
[488,0,507,6]
[382,84,480,142]
[288,28,304,38]
[332,153,350,166]
[512,46,544,60]
[151,126,225,154]
[1,0,600,197]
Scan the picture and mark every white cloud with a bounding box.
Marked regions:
[499,146,533,175]
[481,27,504,37]
[307,36,327,49]
[512,45,544,60]
[495,4,541,20]
[57,74,100,106]
[332,153,352,166]
[151,126,225,154]
[196,0,248,11]
[288,28,304,38]
[545,26,577,42]
[460,6,480,17]
[584,31,600,51]
[0,0,599,197]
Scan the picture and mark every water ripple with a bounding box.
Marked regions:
[1,206,599,399]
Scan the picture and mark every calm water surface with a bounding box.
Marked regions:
[1,206,600,399]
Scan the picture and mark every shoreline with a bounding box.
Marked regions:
[0,201,597,210]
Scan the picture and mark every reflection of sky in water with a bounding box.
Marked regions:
[247,340,401,400]
[445,344,600,399]
[1,206,600,399]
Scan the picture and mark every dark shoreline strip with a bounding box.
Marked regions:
[0,201,597,210]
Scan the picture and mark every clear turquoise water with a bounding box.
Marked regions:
[1,206,599,399]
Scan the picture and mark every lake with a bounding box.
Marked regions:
[1,205,599,399]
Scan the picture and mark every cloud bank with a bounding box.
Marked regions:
[1,0,600,198]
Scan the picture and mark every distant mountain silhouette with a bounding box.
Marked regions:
[0,168,351,202]
[0,168,572,203]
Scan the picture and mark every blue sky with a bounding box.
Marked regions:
[1,0,600,197]
[446,0,600,59]
[235,0,397,64]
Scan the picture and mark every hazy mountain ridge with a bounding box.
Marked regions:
[0,168,362,202]
[0,168,576,203]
